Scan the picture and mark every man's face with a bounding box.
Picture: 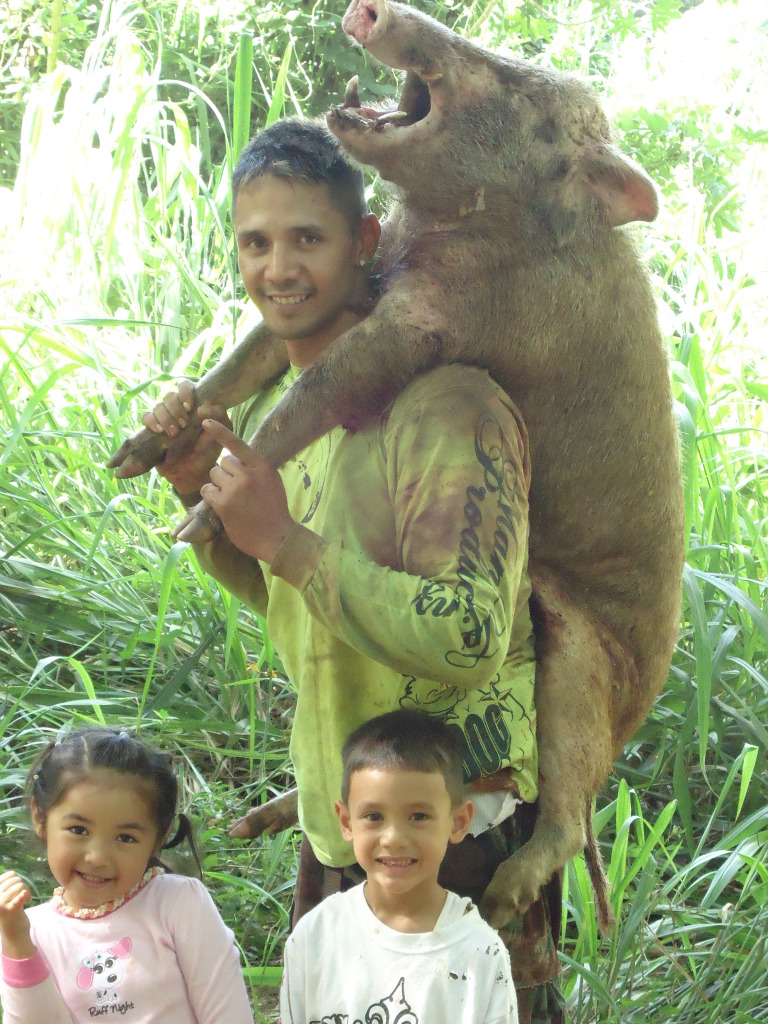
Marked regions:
[234,174,366,359]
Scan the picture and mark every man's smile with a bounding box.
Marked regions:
[268,293,311,306]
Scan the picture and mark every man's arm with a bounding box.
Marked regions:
[293,368,531,689]
[202,367,531,690]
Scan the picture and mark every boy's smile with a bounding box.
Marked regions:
[336,767,472,931]
[233,174,378,367]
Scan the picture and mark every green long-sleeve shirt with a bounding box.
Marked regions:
[195,363,537,866]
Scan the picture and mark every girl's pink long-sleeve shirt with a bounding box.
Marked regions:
[0,872,253,1023]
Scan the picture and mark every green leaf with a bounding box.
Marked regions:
[233,32,254,163]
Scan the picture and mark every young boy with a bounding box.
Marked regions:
[279,709,519,1024]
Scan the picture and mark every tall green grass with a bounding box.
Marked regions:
[1,2,767,1022]
[0,12,298,1017]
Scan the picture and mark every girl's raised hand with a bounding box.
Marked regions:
[0,870,34,959]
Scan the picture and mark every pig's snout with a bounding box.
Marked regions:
[342,0,388,45]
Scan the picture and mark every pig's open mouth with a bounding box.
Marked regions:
[330,70,432,132]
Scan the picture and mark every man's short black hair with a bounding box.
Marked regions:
[340,709,466,806]
[232,117,367,231]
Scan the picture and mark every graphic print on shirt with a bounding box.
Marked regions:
[309,976,417,1024]
[75,937,133,1013]
[399,672,532,784]
[410,411,525,671]
[293,432,333,525]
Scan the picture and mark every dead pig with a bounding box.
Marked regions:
[325,0,683,932]
[109,0,684,931]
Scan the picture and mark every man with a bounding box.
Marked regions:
[148,117,564,1023]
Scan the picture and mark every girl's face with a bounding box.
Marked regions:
[35,768,162,910]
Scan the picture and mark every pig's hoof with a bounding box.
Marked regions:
[480,855,542,929]
[173,502,223,543]
[112,450,163,479]
[108,428,169,478]
[108,417,205,478]
[479,825,570,928]
[229,790,299,839]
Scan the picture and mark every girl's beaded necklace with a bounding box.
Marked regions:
[51,865,162,920]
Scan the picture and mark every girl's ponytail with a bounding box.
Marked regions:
[154,812,203,877]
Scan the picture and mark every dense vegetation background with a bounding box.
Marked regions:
[1,0,766,1020]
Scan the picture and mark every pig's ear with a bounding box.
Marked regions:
[581,144,659,227]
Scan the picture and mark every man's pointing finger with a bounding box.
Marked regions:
[201,419,259,466]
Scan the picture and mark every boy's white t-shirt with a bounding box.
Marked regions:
[280,885,518,1024]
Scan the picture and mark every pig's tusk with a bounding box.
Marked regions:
[344,76,361,108]
[374,110,410,127]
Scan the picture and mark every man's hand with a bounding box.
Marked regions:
[142,379,198,437]
[199,420,294,564]
[148,395,233,502]
[0,870,35,960]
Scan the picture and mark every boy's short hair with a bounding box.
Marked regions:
[341,709,466,806]
[232,117,367,232]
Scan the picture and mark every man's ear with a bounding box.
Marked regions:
[335,800,354,842]
[448,799,474,845]
[357,213,382,264]
[30,798,45,838]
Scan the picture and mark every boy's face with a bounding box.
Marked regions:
[335,768,473,905]
[233,174,375,361]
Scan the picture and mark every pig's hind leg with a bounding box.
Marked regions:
[229,788,299,840]
[480,567,621,935]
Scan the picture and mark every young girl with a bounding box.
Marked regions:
[0,726,254,1024]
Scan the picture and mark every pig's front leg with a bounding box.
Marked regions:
[254,281,454,458]
[107,324,287,478]
[176,281,452,542]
